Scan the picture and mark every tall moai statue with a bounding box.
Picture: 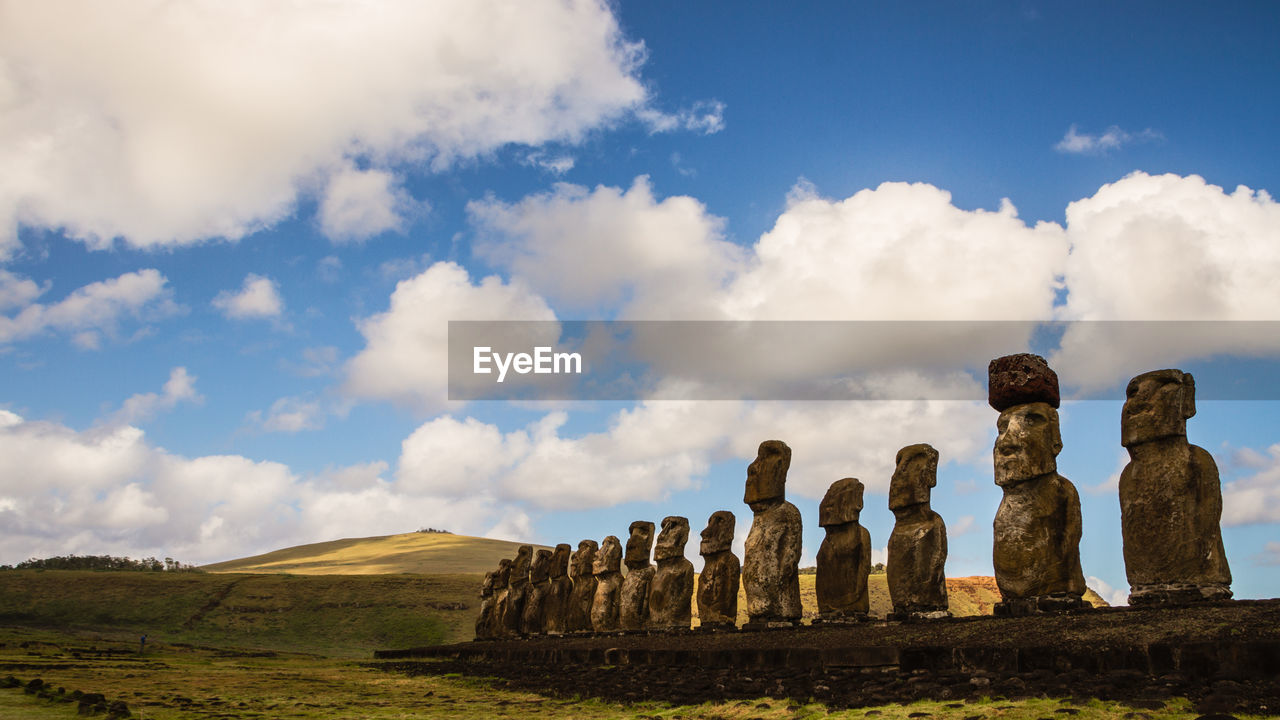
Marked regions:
[488,558,513,638]
[697,510,740,630]
[1120,369,1232,605]
[590,535,623,632]
[815,477,872,621]
[502,545,533,635]
[887,443,950,620]
[566,539,598,633]
[619,520,656,631]
[649,516,695,631]
[742,439,803,627]
[989,354,1088,615]
[521,548,552,635]
[543,543,573,634]
[474,569,498,640]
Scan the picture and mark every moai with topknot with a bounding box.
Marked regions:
[989,354,1088,616]
[1119,369,1231,604]
[619,520,656,631]
[590,535,623,632]
[566,539,598,633]
[815,477,872,622]
[648,516,694,631]
[543,543,573,633]
[697,510,740,630]
[742,440,803,628]
[887,443,950,620]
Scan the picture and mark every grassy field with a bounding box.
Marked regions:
[203,532,553,575]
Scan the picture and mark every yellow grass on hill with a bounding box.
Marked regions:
[203,532,552,575]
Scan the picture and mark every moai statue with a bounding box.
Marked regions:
[742,439,803,628]
[474,569,497,640]
[649,516,695,631]
[887,443,950,620]
[521,548,552,635]
[815,477,872,621]
[989,354,1087,616]
[590,535,623,632]
[566,539,598,633]
[697,510,740,630]
[543,543,573,634]
[489,559,513,638]
[502,545,533,635]
[619,520,656,631]
[1120,369,1232,605]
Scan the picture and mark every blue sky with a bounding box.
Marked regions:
[2,1,1278,604]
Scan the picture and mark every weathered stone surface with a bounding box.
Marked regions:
[649,516,694,630]
[620,520,655,631]
[1120,369,1232,605]
[697,510,740,629]
[502,545,533,636]
[521,548,552,635]
[566,540,598,633]
[743,440,803,625]
[991,397,1086,608]
[475,569,497,639]
[816,477,871,620]
[488,559,513,638]
[543,543,573,634]
[591,535,623,632]
[887,443,949,617]
[988,353,1060,412]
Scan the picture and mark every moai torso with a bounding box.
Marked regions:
[816,477,871,618]
[887,443,949,615]
[489,559,512,639]
[697,510,740,628]
[543,543,573,633]
[619,520,655,631]
[475,570,497,640]
[590,535,623,632]
[1119,369,1231,603]
[502,545,533,635]
[521,549,551,635]
[649,516,694,630]
[742,440,803,624]
[566,540,598,633]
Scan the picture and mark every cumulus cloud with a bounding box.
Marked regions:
[0,270,44,310]
[1055,124,1161,155]
[212,274,284,320]
[109,367,202,426]
[0,0,658,253]
[1087,574,1129,607]
[0,269,177,348]
[246,395,327,434]
[318,166,411,242]
[637,99,726,135]
[1222,443,1280,526]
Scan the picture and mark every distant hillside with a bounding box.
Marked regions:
[203,532,552,575]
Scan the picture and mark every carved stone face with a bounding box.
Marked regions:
[509,545,533,582]
[571,539,597,578]
[890,443,939,511]
[549,543,571,578]
[654,516,690,561]
[481,570,496,598]
[624,520,655,567]
[530,548,551,583]
[1122,369,1195,447]
[819,477,864,527]
[593,535,621,575]
[994,402,1061,487]
[494,558,512,589]
[700,510,735,555]
[745,439,791,506]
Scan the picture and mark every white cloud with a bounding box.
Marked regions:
[212,274,283,320]
[521,151,576,175]
[343,261,555,412]
[0,270,44,310]
[1222,443,1280,526]
[1055,124,1161,155]
[1087,574,1129,607]
[637,99,726,135]
[0,0,655,253]
[110,367,202,426]
[318,166,410,243]
[0,269,176,347]
[1256,541,1280,566]
[247,396,326,434]
[950,515,976,537]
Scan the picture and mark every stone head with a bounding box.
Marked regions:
[700,510,736,555]
[745,439,792,508]
[549,543,571,578]
[1122,369,1196,447]
[594,535,622,575]
[509,545,533,583]
[494,558,512,589]
[819,477,865,527]
[530,548,551,583]
[654,516,690,561]
[890,443,939,511]
[480,570,496,598]
[625,520,655,568]
[570,539,597,578]
[994,401,1061,487]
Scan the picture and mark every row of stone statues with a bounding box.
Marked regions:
[474,355,1233,637]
